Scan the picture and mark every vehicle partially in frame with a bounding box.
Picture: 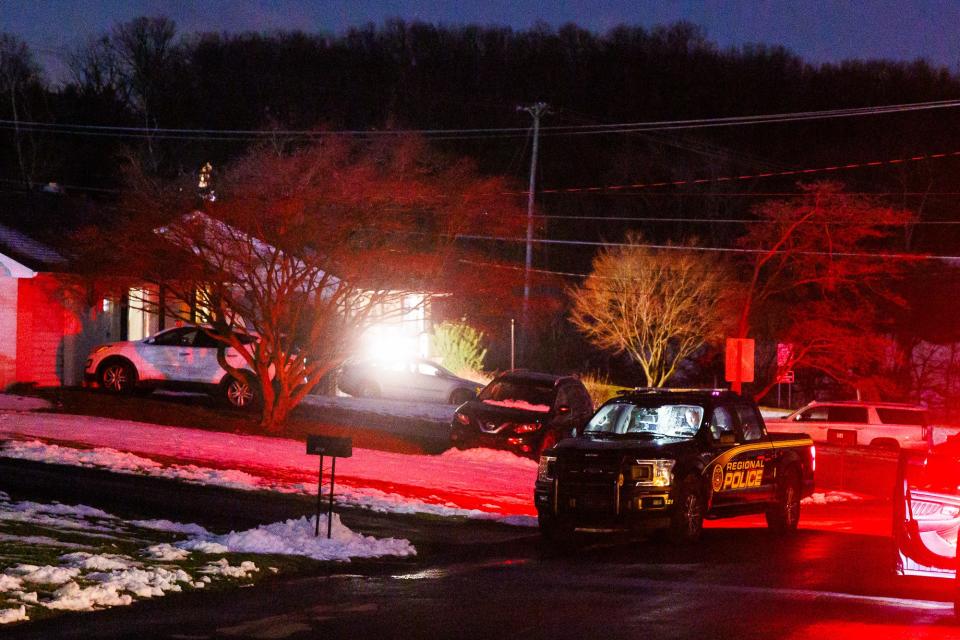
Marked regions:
[893,434,960,614]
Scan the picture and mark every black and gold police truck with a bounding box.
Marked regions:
[534,388,815,542]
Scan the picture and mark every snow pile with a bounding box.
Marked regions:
[481,399,550,413]
[142,544,190,561]
[130,519,212,536]
[0,491,418,624]
[179,514,416,562]
[0,394,51,412]
[0,606,27,624]
[9,565,80,586]
[801,491,865,505]
[0,575,22,592]
[198,559,258,579]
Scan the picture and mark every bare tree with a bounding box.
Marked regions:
[568,233,731,387]
[734,181,918,400]
[83,136,524,430]
[0,34,42,185]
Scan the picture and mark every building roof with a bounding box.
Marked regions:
[0,223,66,273]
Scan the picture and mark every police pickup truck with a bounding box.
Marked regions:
[534,388,815,542]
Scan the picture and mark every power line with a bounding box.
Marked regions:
[454,232,952,260]
[505,150,960,195]
[2,97,960,141]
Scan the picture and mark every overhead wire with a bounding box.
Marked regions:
[2,97,960,141]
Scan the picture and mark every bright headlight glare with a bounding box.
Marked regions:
[538,455,557,482]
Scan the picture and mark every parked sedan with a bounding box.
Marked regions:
[450,370,594,458]
[83,325,261,408]
[338,358,482,405]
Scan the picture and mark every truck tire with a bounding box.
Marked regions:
[670,474,704,544]
[766,467,801,533]
[538,512,573,543]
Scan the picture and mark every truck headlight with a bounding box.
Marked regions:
[537,455,557,482]
[630,459,675,487]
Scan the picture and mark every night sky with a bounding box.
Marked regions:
[4,0,960,83]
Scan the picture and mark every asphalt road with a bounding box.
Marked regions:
[3,458,957,640]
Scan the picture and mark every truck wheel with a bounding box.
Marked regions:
[538,512,572,543]
[670,475,704,544]
[766,467,801,533]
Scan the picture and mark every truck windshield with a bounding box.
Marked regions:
[584,402,703,439]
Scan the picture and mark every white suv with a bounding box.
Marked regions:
[766,400,959,451]
[83,326,260,408]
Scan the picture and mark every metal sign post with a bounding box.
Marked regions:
[306,435,353,539]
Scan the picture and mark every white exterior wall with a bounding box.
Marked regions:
[0,277,17,389]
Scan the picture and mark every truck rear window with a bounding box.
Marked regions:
[876,408,926,425]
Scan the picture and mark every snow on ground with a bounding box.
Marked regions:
[0,411,540,525]
[801,491,864,505]
[0,491,414,624]
[302,394,456,423]
[0,395,866,541]
[0,395,51,412]
[179,514,416,561]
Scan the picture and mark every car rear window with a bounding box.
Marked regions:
[479,379,555,411]
[876,408,926,425]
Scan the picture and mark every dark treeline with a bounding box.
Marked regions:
[5,17,960,371]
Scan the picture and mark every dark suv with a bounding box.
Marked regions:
[450,370,594,458]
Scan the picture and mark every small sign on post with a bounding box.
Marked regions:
[306,435,353,539]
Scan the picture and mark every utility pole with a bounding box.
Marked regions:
[518,102,550,364]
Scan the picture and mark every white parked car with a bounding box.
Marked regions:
[765,400,959,451]
[83,326,261,408]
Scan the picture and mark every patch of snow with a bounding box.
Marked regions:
[0,394,51,412]
[181,515,415,562]
[59,553,137,571]
[0,605,28,624]
[10,564,80,585]
[45,580,133,611]
[0,534,93,550]
[0,574,22,592]
[178,540,229,554]
[142,544,190,562]
[438,447,538,469]
[0,412,540,523]
[84,566,193,599]
[801,491,865,505]
[481,399,550,413]
[198,558,258,579]
[130,519,211,536]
